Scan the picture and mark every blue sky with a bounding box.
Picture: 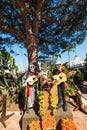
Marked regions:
[12,45,28,71]
[58,37,87,63]
[12,37,87,71]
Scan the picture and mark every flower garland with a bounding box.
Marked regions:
[38,90,44,117]
[49,85,58,115]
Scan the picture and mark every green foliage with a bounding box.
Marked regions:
[74,69,84,85]
[61,65,76,95]
[0,48,23,102]
[65,78,75,95]
[39,53,59,77]
[84,53,87,63]
[0,47,18,71]
[0,0,87,57]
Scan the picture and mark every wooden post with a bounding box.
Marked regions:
[0,94,14,128]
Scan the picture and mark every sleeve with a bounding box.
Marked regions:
[52,69,56,75]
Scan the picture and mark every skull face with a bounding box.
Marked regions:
[56,64,61,69]
[29,64,35,72]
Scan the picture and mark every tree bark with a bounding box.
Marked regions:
[26,34,39,65]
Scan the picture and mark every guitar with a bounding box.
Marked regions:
[26,75,38,85]
[52,72,67,86]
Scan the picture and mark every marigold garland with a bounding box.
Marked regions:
[38,90,44,117]
[49,86,57,115]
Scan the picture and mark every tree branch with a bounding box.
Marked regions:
[42,14,66,26]
[0,24,26,40]
[45,1,77,10]
[33,0,48,35]
[14,0,33,35]
[14,0,28,21]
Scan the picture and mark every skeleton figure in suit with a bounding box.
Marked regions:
[52,61,67,111]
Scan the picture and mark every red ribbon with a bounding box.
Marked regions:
[57,69,62,73]
[27,83,30,96]
[29,71,35,76]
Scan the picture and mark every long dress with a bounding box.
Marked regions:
[26,71,36,109]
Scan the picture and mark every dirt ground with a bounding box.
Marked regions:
[7,102,20,111]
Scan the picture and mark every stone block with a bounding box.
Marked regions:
[22,109,39,130]
[22,104,73,130]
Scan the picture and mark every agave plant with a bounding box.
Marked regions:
[0,47,19,102]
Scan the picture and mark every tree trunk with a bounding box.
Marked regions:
[26,35,39,65]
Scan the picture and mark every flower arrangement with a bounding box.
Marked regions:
[60,118,78,130]
[29,111,56,130]
[41,111,56,130]
[29,120,41,130]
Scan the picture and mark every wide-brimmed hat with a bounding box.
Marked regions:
[56,61,62,65]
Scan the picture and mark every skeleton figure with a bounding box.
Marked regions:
[52,61,68,111]
[41,70,51,91]
[24,64,38,113]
